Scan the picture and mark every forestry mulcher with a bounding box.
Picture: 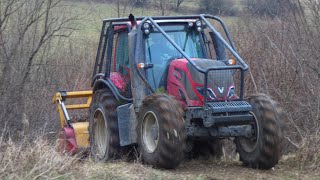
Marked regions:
[53,14,283,169]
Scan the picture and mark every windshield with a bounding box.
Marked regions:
[145,24,205,90]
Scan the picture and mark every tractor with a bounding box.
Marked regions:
[53,14,283,169]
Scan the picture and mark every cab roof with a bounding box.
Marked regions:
[102,14,213,25]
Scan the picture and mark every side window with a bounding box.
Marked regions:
[110,28,131,98]
[115,31,129,73]
[110,30,129,73]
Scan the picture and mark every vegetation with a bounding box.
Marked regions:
[0,0,319,179]
[199,0,239,16]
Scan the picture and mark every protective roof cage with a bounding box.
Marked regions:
[94,14,249,106]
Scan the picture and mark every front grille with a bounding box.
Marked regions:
[207,101,252,113]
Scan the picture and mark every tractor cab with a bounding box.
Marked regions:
[143,21,206,90]
[126,15,245,109]
[92,15,244,108]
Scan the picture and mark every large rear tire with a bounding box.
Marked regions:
[235,94,283,169]
[89,89,120,162]
[137,94,185,169]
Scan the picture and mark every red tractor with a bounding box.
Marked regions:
[53,14,283,169]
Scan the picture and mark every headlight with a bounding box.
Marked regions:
[196,87,204,95]
[228,86,235,98]
[196,87,216,100]
[207,88,217,100]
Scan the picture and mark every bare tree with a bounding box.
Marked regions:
[246,0,297,17]
[0,0,78,137]
[115,0,136,18]
[158,0,169,16]
[199,0,235,15]
[174,0,185,11]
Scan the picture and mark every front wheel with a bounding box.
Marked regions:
[89,89,120,162]
[137,94,186,169]
[235,94,283,169]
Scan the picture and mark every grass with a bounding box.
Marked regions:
[63,0,239,42]
[1,135,319,180]
[64,0,183,40]
[0,135,78,179]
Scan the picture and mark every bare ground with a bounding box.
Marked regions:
[73,156,320,180]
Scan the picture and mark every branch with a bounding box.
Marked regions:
[21,0,78,86]
[284,136,301,149]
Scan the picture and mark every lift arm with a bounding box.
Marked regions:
[52,90,93,128]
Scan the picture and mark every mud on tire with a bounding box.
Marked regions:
[89,89,120,162]
[137,94,186,169]
[235,93,283,169]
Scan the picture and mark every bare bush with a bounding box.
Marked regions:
[246,0,297,17]
[0,0,95,138]
[231,0,320,155]
[294,135,320,170]
[199,0,237,16]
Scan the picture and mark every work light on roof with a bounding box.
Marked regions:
[195,20,202,27]
[143,22,150,29]
[142,22,151,35]
[195,20,202,31]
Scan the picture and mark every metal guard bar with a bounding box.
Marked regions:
[136,15,248,102]
[102,14,239,60]
[199,14,248,70]
[138,15,249,71]
[96,14,248,104]
[101,14,248,71]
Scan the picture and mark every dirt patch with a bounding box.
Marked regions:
[74,156,320,179]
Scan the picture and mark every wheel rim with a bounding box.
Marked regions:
[142,111,159,153]
[239,112,260,153]
[93,108,109,159]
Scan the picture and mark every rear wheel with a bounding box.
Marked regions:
[137,94,185,169]
[235,94,283,169]
[89,89,120,162]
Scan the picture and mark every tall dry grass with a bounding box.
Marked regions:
[0,131,79,179]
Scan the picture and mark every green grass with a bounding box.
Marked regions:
[64,1,184,40]
[64,0,238,41]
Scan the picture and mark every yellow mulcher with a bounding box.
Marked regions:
[52,90,92,153]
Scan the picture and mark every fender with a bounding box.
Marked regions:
[92,78,133,103]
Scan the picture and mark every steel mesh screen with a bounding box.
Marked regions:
[206,68,242,101]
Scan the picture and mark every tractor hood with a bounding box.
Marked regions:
[187,59,234,99]
[167,58,235,105]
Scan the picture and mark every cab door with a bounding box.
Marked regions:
[108,26,132,98]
